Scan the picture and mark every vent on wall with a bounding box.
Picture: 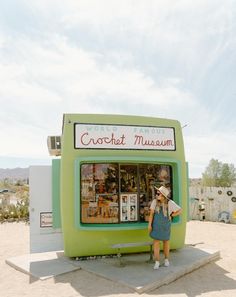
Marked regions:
[47,136,61,156]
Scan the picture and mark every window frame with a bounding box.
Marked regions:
[75,156,182,230]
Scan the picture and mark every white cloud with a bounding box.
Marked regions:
[185,131,236,177]
[0,33,196,110]
[0,120,49,158]
[0,1,236,176]
[0,32,198,158]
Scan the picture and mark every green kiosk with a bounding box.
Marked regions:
[53,114,188,257]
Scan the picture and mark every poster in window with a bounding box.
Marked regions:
[120,194,138,222]
[81,194,118,223]
[129,194,137,221]
[120,194,128,222]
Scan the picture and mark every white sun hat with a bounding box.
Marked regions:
[154,185,170,199]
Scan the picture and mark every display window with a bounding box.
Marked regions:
[80,163,172,224]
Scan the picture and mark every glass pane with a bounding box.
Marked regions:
[94,164,118,194]
[120,164,138,193]
[81,164,95,201]
[139,164,172,222]
[80,162,172,225]
[81,163,119,224]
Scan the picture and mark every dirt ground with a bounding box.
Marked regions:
[0,220,236,297]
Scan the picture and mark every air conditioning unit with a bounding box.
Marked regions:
[47,136,61,156]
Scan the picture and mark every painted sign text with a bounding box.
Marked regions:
[75,124,175,150]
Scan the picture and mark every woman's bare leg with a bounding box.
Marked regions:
[153,240,160,261]
[163,240,170,259]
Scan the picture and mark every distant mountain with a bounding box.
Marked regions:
[0,168,29,180]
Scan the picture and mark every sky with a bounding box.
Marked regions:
[0,0,236,178]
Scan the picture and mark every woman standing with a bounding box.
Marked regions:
[148,186,181,269]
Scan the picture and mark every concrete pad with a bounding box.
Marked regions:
[74,245,220,294]
[5,245,220,293]
[6,250,80,280]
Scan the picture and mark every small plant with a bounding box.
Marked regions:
[0,204,29,223]
[0,182,29,223]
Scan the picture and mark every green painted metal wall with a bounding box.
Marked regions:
[60,114,188,257]
[52,159,61,229]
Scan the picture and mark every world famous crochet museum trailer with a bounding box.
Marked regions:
[39,114,188,257]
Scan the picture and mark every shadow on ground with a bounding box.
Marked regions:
[53,257,236,296]
[150,262,236,297]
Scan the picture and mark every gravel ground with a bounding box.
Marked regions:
[0,220,236,297]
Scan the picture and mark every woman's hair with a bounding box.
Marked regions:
[155,197,168,217]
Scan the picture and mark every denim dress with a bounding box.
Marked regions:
[149,206,171,241]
